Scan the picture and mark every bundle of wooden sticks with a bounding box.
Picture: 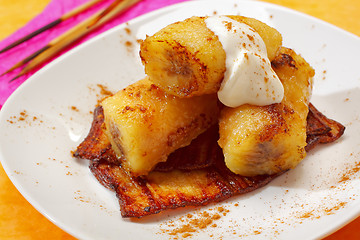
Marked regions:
[1,0,141,82]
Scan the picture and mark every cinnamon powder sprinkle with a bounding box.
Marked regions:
[125,41,133,47]
[97,84,113,97]
[19,110,28,120]
[247,34,254,42]
[338,160,360,184]
[225,21,233,31]
[124,27,131,35]
[7,110,43,126]
[94,84,114,105]
[324,202,347,215]
[161,207,229,238]
[71,106,79,112]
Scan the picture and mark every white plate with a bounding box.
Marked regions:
[1,0,360,239]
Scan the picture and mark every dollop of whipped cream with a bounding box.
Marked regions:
[205,16,284,107]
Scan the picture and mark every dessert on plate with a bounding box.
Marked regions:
[73,15,345,218]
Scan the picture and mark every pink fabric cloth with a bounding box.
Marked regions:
[0,0,188,109]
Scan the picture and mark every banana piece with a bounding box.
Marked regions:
[140,15,282,97]
[218,47,314,176]
[101,78,219,176]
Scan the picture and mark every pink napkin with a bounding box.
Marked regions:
[0,0,188,109]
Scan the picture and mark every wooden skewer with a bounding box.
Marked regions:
[7,0,141,82]
[1,46,50,76]
[0,0,104,54]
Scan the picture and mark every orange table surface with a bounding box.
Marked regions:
[0,0,359,239]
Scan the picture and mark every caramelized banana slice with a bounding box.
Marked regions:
[101,78,219,176]
[218,48,314,176]
[140,15,282,97]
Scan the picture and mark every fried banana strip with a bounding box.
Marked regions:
[140,16,282,97]
[73,107,117,163]
[306,103,345,151]
[90,158,277,218]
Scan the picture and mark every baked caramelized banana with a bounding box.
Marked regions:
[101,78,219,176]
[140,16,282,97]
[218,48,314,176]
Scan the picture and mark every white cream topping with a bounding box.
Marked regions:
[205,16,284,107]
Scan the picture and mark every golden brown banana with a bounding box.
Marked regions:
[218,47,314,176]
[101,78,219,176]
[140,16,282,97]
